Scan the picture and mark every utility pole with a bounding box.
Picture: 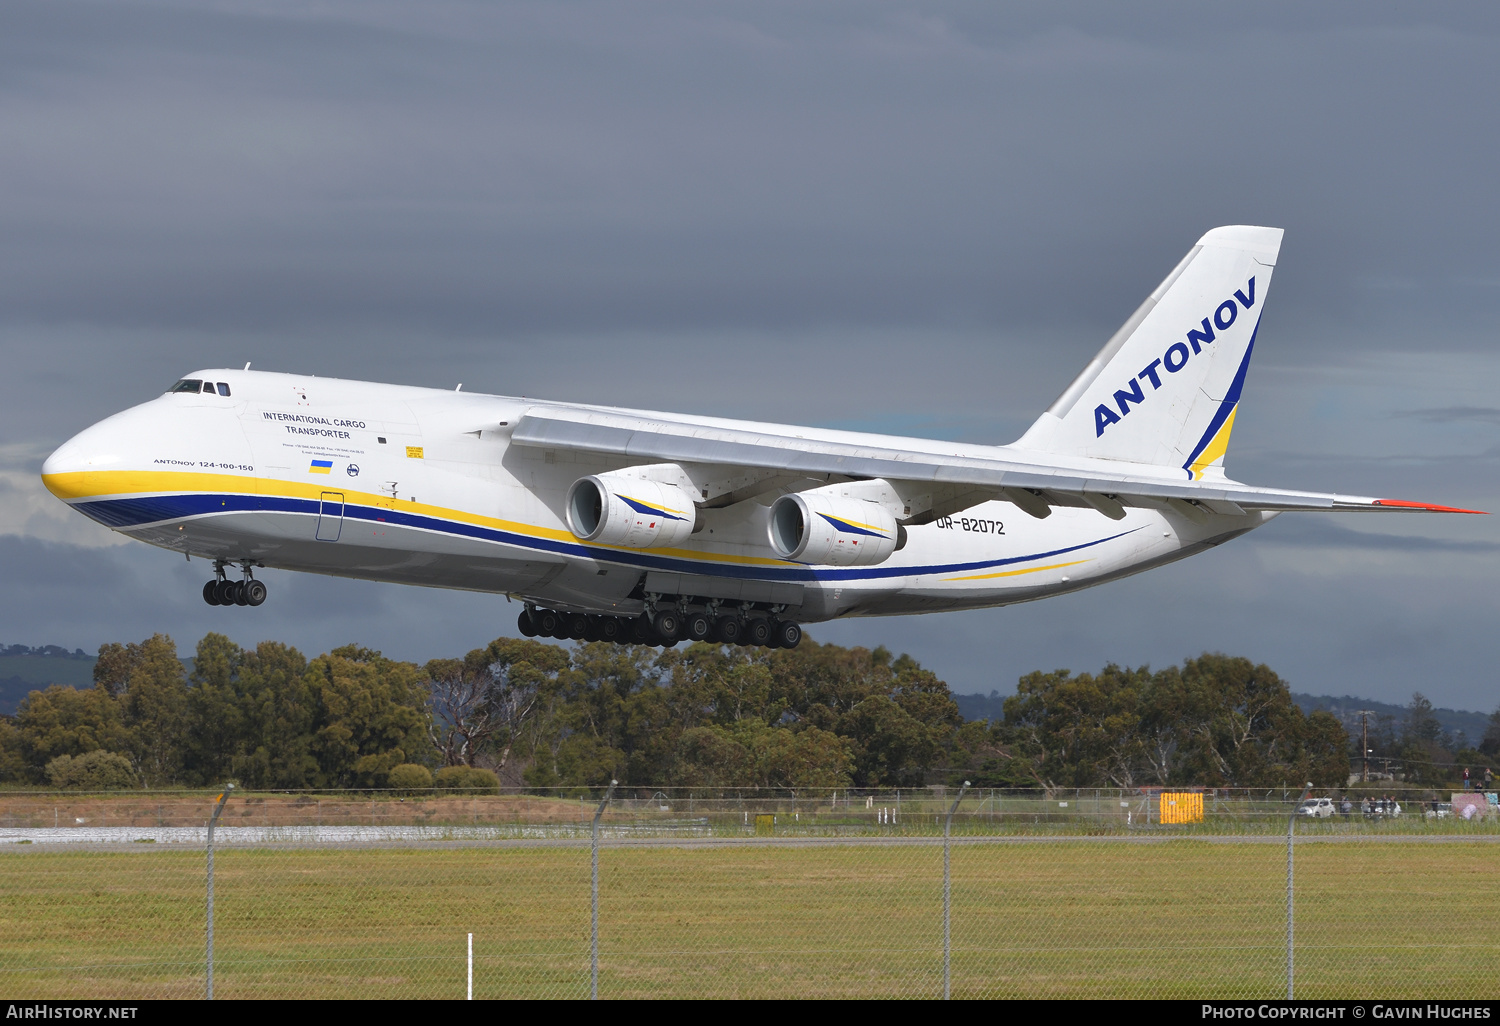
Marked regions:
[1357,710,1374,784]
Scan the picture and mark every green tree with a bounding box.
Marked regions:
[672,726,753,787]
[302,646,429,788]
[1175,654,1310,787]
[1400,692,1451,786]
[180,633,247,786]
[387,763,433,792]
[14,685,133,780]
[1480,706,1500,759]
[117,634,188,786]
[232,641,316,788]
[1301,710,1352,788]
[1003,664,1148,789]
[740,722,853,788]
[0,719,28,783]
[423,638,568,772]
[45,750,138,789]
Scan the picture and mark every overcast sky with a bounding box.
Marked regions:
[2,1,1498,709]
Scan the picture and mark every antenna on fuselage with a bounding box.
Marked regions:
[243,362,251,370]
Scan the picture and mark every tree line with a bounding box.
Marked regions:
[8,630,1481,792]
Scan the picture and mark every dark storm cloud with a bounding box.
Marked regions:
[3,1,1499,707]
[2,1,1498,344]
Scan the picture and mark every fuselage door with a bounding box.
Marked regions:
[316,491,345,541]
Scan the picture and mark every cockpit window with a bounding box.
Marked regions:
[169,379,203,393]
[216,382,231,396]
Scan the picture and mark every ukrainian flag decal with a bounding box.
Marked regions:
[309,460,333,475]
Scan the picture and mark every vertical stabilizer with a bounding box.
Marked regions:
[1014,225,1282,480]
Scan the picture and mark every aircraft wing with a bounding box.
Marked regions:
[508,407,1481,519]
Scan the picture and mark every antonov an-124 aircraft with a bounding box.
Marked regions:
[42,226,1482,649]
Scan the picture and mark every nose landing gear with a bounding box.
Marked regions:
[202,561,267,607]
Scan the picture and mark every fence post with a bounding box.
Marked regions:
[591,779,617,1001]
[205,787,231,1000]
[943,780,970,1001]
[1286,782,1312,1000]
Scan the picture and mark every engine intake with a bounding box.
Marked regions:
[768,492,899,566]
[567,472,697,548]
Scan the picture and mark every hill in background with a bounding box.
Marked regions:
[1291,693,1491,748]
[0,646,96,716]
[952,690,1493,744]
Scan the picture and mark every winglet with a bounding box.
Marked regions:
[1371,499,1488,514]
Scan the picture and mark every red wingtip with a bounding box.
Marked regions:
[1373,499,1488,514]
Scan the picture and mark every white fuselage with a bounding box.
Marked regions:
[42,369,1269,624]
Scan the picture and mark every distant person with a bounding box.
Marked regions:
[1485,767,1493,790]
[1361,797,1371,816]
[1340,799,1352,817]
[1463,767,1471,791]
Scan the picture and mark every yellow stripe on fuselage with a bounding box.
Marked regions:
[39,469,797,568]
[941,559,1089,582]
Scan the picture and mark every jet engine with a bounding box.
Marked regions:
[768,491,899,566]
[566,471,697,548]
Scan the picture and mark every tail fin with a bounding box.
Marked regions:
[1014,225,1283,480]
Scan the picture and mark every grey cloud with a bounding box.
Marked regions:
[1251,516,1500,554]
[1393,407,1500,426]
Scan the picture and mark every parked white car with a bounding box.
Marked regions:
[1297,797,1335,818]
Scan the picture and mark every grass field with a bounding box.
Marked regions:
[1,839,1495,999]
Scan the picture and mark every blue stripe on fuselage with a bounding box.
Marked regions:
[70,492,1140,583]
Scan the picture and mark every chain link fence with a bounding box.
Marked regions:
[1,787,1496,999]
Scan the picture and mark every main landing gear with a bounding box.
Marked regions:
[202,560,267,608]
[517,606,801,650]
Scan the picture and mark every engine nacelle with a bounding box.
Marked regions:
[566,471,697,548]
[768,491,899,566]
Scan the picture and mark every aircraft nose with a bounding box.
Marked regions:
[41,421,125,500]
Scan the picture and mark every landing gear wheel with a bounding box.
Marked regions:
[630,616,653,643]
[214,579,238,605]
[774,620,802,649]
[535,609,561,637]
[599,617,623,643]
[653,610,682,642]
[713,616,742,645]
[567,615,589,641]
[233,581,251,606]
[243,580,267,607]
[203,581,221,606]
[582,617,604,642]
[518,609,539,637]
[685,613,713,642]
[744,619,773,647]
